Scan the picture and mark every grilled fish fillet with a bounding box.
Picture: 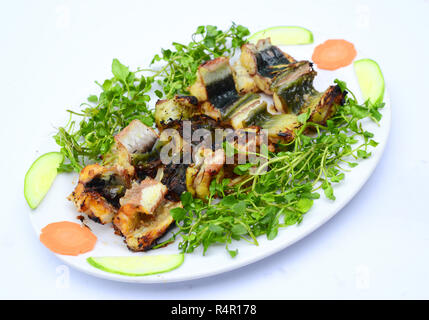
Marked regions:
[189,57,240,120]
[271,61,317,114]
[240,38,296,94]
[300,85,346,126]
[155,95,199,130]
[186,147,225,199]
[113,200,181,251]
[119,178,168,215]
[232,61,258,95]
[106,119,159,177]
[115,119,158,154]
[68,164,131,224]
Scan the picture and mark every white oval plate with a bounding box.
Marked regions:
[29,34,391,283]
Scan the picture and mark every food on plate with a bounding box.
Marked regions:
[240,38,296,94]
[300,85,346,125]
[39,221,97,255]
[155,95,199,128]
[189,57,241,120]
[40,24,384,258]
[312,39,357,70]
[225,93,267,130]
[249,112,301,144]
[248,26,314,45]
[109,119,159,176]
[186,147,225,199]
[271,60,317,114]
[354,58,385,104]
[24,152,64,209]
[68,164,131,224]
[113,199,180,251]
[119,178,168,215]
[87,254,184,276]
[231,61,258,94]
[161,163,189,201]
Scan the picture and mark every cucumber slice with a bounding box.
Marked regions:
[87,254,185,276]
[249,26,313,45]
[24,152,64,209]
[354,58,385,104]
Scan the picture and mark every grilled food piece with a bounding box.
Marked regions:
[127,124,190,201]
[232,61,258,94]
[119,178,168,215]
[113,200,180,251]
[247,110,301,144]
[113,178,172,251]
[186,147,225,199]
[189,57,240,120]
[131,139,168,181]
[270,62,346,126]
[155,95,199,130]
[70,120,159,225]
[271,61,317,114]
[161,163,189,202]
[115,119,158,154]
[163,114,229,151]
[300,85,346,125]
[222,93,268,130]
[245,86,345,144]
[188,71,207,102]
[233,126,272,154]
[261,113,301,144]
[240,38,296,94]
[68,164,131,224]
[106,119,159,177]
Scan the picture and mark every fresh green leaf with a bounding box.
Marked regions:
[87,95,98,103]
[296,198,313,213]
[171,208,187,221]
[180,192,193,207]
[231,224,247,236]
[232,201,247,215]
[112,58,129,82]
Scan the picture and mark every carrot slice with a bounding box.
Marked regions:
[40,221,97,256]
[312,39,357,70]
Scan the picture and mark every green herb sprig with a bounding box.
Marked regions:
[54,59,155,172]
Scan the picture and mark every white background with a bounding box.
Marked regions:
[1,0,428,299]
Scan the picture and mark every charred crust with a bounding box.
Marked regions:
[127,220,176,252]
[200,57,228,69]
[87,214,102,224]
[312,85,347,126]
[135,158,162,181]
[155,99,167,106]
[256,46,293,78]
[84,175,126,209]
[112,223,124,236]
[162,163,188,202]
[277,131,293,139]
[176,95,198,106]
